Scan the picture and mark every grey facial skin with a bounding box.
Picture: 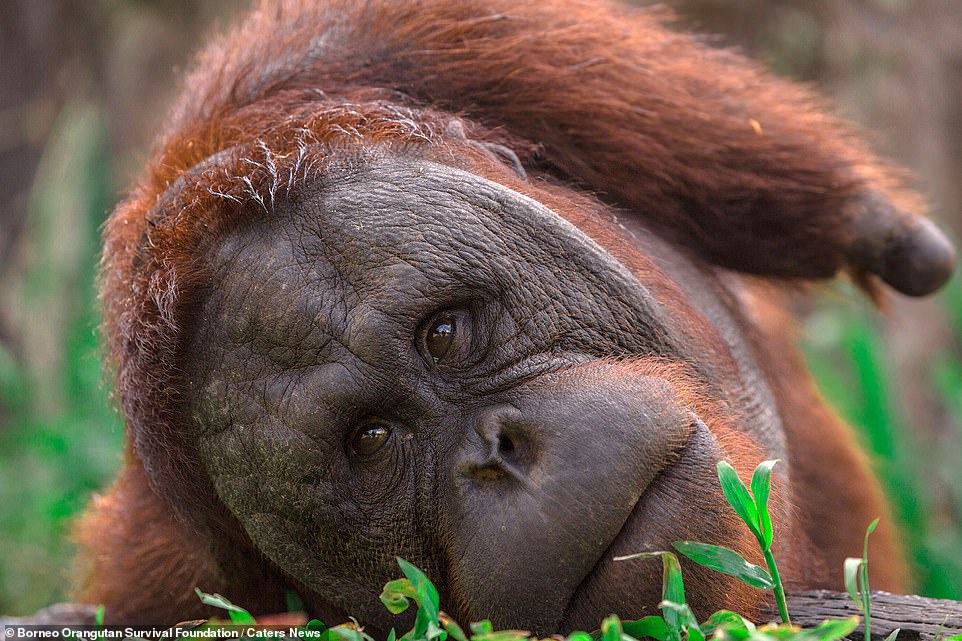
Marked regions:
[183,156,780,633]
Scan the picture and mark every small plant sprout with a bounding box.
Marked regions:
[671,460,791,625]
[613,550,856,641]
[844,518,901,641]
[611,551,688,641]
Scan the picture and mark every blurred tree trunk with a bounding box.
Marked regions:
[0,0,239,422]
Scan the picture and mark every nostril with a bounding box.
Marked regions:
[497,433,516,455]
[467,405,529,476]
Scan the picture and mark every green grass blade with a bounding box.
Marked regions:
[622,617,669,641]
[661,553,686,607]
[792,617,859,641]
[440,614,469,641]
[672,541,774,590]
[614,552,686,641]
[860,518,880,641]
[612,550,686,607]
[750,460,779,549]
[717,462,761,539]
[658,601,700,632]
[660,553,687,641]
[881,628,900,641]
[843,557,865,612]
[471,632,530,641]
[470,621,494,636]
[193,589,257,624]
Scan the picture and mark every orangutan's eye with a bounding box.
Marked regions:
[419,309,473,367]
[350,419,392,457]
[426,316,456,362]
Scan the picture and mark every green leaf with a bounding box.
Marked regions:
[613,552,686,640]
[285,590,306,614]
[717,462,760,539]
[672,541,774,590]
[612,551,685,607]
[440,614,469,641]
[687,626,705,641]
[381,578,418,614]
[387,630,397,641]
[398,558,440,613]
[700,611,755,637]
[228,604,256,624]
[622,617,669,641]
[602,615,623,641]
[843,557,865,612]
[307,620,328,633]
[744,623,793,641]
[793,617,859,641]
[322,623,369,641]
[194,588,257,624]
[397,558,443,640]
[658,602,699,631]
[943,634,962,641]
[882,628,900,641]
[750,460,779,549]
[471,632,530,641]
[470,621,495,636]
[566,633,595,641]
[710,626,753,641]
[95,605,105,628]
[658,601,702,641]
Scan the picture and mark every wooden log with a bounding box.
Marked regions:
[763,590,962,640]
[0,603,97,627]
[1,593,959,640]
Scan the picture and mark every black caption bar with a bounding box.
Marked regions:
[1,626,328,641]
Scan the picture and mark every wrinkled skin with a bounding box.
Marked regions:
[183,158,781,632]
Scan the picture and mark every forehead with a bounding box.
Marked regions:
[200,157,674,351]
[284,158,643,291]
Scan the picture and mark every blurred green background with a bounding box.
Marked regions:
[0,0,960,616]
